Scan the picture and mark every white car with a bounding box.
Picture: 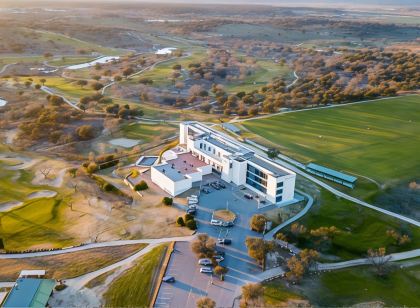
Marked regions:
[188,199,198,205]
[198,258,212,266]
[210,219,223,226]
[200,266,213,273]
[215,256,224,263]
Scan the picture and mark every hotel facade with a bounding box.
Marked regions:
[151,121,296,204]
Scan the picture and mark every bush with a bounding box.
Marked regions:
[134,180,148,191]
[185,219,197,230]
[162,197,173,206]
[102,182,114,192]
[55,284,67,291]
[76,125,95,140]
[184,213,194,222]
[177,217,185,226]
[86,162,98,174]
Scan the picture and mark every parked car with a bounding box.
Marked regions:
[215,256,224,263]
[200,266,213,273]
[244,193,253,200]
[190,195,198,199]
[186,208,196,215]
[188,199,198,205]
[222,221,234,227]
[215,250,225,257]
[210,182,221,190]
[188,204,197,209]
[211,219,223,226]
[162,276,175,283]
[198,258,212,266]
[217,238,232,245]
[217,182,226,189]
[201,188,211,194]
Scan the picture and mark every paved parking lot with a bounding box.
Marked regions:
[155,174,281,307]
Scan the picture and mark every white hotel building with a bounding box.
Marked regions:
[150,121,296,204]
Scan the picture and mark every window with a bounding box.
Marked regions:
[277,182,283,188]
[276,195,283,203]
[199,143,203,149]
[276,188,283,195]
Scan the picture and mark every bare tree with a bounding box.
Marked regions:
[40,168,52,179]
[367,247,391,276]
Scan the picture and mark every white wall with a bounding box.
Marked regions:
[151,166,192,196]
[281,175,296,201]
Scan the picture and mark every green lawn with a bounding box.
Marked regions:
[120,122,178,144]
[307,265,420,307]
[226,60,293,93]
[286,189,420,260]
[242,96,420,186]
[103,244,168,307]
[0,197,74,250]
[265,265,420,307]
[46,56,96,67]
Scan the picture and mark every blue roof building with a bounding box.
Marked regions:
[3,278,55,308]
[306,163,357,188]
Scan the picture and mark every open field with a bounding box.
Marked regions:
[120,122,178,144]
[287,189,420,260]
[265,264,420,307]
[0,244,146,281]
[226,60,293,93]
[103,244,168,307]
[242,96,420,186]
[46,56,96,67]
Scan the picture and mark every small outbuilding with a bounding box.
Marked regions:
[306,163,357,188]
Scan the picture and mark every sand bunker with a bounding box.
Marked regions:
[27,190,57,199]
[0,201,23,212]
[0,98,7,107]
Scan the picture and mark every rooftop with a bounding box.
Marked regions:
[153,152,208,181]
[248,155,289,177]
[306,163,357,183]
[3,278,55,308]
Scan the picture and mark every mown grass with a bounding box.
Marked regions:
[120,122,178,144]
[288,189,420,260]
[242,96,420,185]
[226,60,292,93]
[266,265,420,307]
[32,76,97,98]
[306,265,420,307]
[0,197,73,250]
[103,244,168,307]
[46,56,96,67]
[0,244,146,281]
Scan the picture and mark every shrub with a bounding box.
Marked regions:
[102,182,114,192]
[134,180,148,191]
[177,217,185,226]
[76,125,95,140]
[184,213,194,222]
[55,284,67,291]
[185,219,197,230]
[162,197,173,206]
[86,162,98,174]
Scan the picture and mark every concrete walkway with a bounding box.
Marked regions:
[0,236,194,259]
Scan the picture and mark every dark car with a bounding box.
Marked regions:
[201,188,211,194]
[244,193,253,200]
[215,250,225,257]
[162,276,175,283]
[210,182,221,190]
[217,181,226,189]
[186,208,196,215]
[222,221,234,227]
[217,238,232,245]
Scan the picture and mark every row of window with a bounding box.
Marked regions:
[247,164,268,180]
[199,142,222,158]
[246,178,267,194]
[246,171,267,187]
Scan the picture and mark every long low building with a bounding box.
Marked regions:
[151,121,296,204]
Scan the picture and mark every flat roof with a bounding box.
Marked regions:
[153,153,208,182]
[153,164,186,181]
[3,278,55,308]
[19,270,46,278]
[222,123,241,133]
[306,163,357,183]
[248,155,289,177]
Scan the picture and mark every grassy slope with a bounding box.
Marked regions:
[46,56,96,67]
[120,122,177,144]
[0,244,146,281]
[308,265,420,307]
[265,265,420,307]
[0,197,73,250]
[226,60,292,93]
[103,244,168,307]
[288,189,420,260]
[242,96,420,185]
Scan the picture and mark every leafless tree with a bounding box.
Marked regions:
[367,247,392,276]
[40,168,52,179]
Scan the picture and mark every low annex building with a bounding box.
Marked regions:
[151,121,296,204]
